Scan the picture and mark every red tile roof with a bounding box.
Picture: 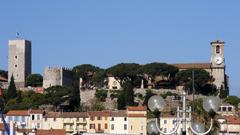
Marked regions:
[171,63,211,69]
[88,111,111,117]
[36,129,66,135]
[0,76,7,82]
[110,110,127,117]
[30,110,45,114]
[6,110,29,116]
[225,116,240,125]
[127,106,147,111]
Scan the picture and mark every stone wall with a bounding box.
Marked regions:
[43,67,73,89]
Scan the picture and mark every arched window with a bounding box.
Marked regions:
[216,45,220,54]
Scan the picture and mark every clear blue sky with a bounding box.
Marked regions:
[0,1,239,96]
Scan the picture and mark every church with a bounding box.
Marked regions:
[172,40,227,90]
[108,40,228,90]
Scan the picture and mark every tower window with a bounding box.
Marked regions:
[15,64,17,68]
[15,56,18,59]
[216,46,220,54]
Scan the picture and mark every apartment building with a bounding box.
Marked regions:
[218,115,240,135]
[87,111,110,133]
[109,110,128,134]
[127,106,147,135]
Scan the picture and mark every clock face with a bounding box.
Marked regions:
[215,57,223,65]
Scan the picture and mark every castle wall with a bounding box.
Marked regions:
[43,67,73,89]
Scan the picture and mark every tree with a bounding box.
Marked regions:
[225,96,240,107]
[106,63,141,85]
[44,86,72,109]
[176,69,211,94]
[72,64,103,89]
[117,81,135,109]
[26,74,43,87]
[0,70,8,79]
[95,89,108,102]
[89,98,105,111]
[92,70,106,88]
[7,76,17,100]
[143,90,156,105]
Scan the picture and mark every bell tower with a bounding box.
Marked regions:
[210,40,225,89]
[211,40,225,67]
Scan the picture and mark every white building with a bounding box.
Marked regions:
[109,110,128,134]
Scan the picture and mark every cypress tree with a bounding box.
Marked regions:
[7,75,17,100]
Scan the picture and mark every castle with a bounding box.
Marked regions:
[8,39,32,88]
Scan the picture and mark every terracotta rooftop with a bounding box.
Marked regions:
[44,112,62,118]
[0,76,7,82]
[30,110,45,114]
[171,63,211,69]
[127,106,147,111]
[36,129,66,135]
[6,110,29,116]
[110,110,127,117]
[88,111,111,117]
[225,116,240,125]
[62,112,88,118]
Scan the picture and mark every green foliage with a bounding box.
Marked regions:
[117,92,126,110]
[0,70,8,79]
[95,89,108,102]
[7,75,17,100]
[44,86,72,108]
[219,85,229,99]
[26,74,43,87]
[90,98,105,111]
[92,70,106,88]
[176,69,211,94]
[225,96,240,107]
[160,92,180,99]
[106,63,141,84]
[72,64,103,88]
[140,62,178,78]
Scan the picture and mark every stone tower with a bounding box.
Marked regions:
[8,39,32,87]
[210,40,225,89]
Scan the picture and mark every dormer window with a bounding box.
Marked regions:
[216,46,220,54]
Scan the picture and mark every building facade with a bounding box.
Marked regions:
[43,67,73,89]
[8,39,32,88]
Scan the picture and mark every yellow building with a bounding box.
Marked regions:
[127,106,147,135]
[87,111,110,133]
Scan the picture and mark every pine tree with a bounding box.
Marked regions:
[7,75,17,100]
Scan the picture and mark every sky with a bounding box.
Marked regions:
[0,1,239,96]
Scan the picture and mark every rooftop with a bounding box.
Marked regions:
[127,106,147,111]
[171,63,211,69]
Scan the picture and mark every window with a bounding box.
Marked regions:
[105,124,108,129]
[222,107,227,111]
[216,46,220,54]
[172,120,175,124]
[44,118,47,121]
[53,118,56,122]
[97,117,101,120]
[228,107,232,112]
[32,115,35,120]
[37,115,40,120]
[111,124,114,130]
[76,117,79,121]
[164,128,167,133]
[164,120,167,124]
[21,116,25,122]
[131,125,133,130]
[15,64,17,68]
[124,117,127,121]
[14,116,19,121]
[98,124,101,130]
[83,117,86,122]
[37,123,40,128]
[90,124,95,129]
[15,56,18,59]
[124,124,127,130]
[90,116,94,121]
[111,117,114,121]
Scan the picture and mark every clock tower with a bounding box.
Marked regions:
[210,40,226,89]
